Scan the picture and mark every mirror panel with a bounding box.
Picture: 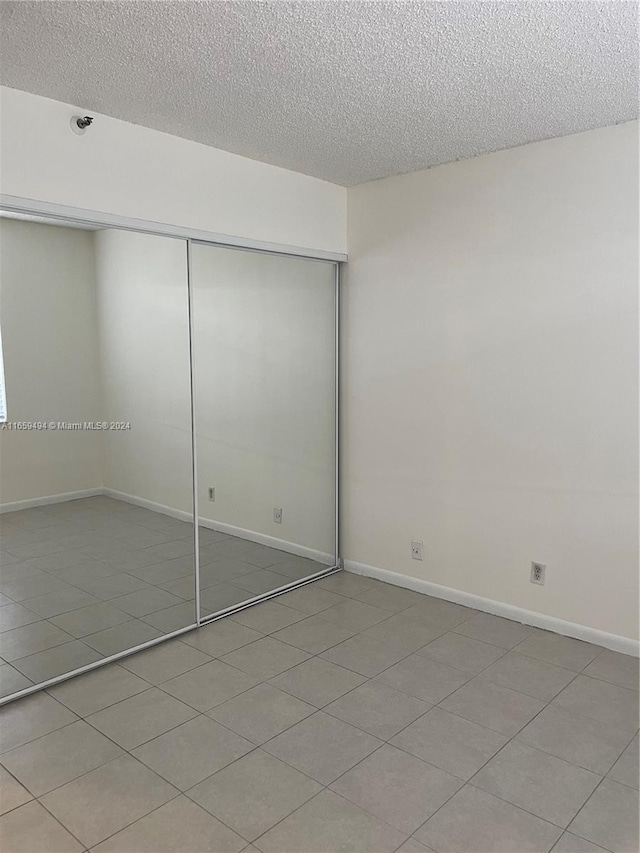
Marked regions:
[0,215,196,700]
[190,243,337,619]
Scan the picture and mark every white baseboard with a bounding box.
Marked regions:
[102,489,193,523]
[0,488,103,514]
[198,516,334,566]
[103,488,333,565]
[344,559,640,658]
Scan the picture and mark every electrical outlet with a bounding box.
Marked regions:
[273,506,283,524]
[208,487,215,502]
[411,540,423,560]
[530,562,546,585]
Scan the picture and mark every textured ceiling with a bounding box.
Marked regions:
[0,1,636,186]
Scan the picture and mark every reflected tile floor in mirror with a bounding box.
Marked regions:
[0,572,637,852]
[0,496,329,697]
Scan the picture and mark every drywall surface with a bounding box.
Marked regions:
[94,228,193,515]
[0,86,346,254]
[0,219,103,501]
[191,244,336,556]
[344,122,639,641]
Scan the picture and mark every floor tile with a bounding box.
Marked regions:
[207,683,316,744]
[268,657,366,707]
[353,582,427,612]
[230,569,294,595]
[395,840,435,853]
[86,686,197,748]
[200,583,255,615]
[272,613,358,653]
[263,711,382,785]
[481,650,577,701]
[140,601,196,632]
[181,618,263,656]
[1,719,123,796]
[0,620,73,662]
[607,734,638,789]
[112,587,185,617]
[48,662,149,716]
[551,832,610,852]
[161,659,259,711]
[325,680,430,740]
[276,584,344,615]
[73,571,152,600]
[221,636,310,679]
[1,571,70,601]
[90,795,245,853]
[361,613,451,652]
[12,639,102,682]
[569,779,639,853]
[516,632,601,672]
[375,653,470,704]
[49,602,131,638]
[319,598,393,631]
[441,676,545,735]
[331,743,462,833]
[582,650,639,691]
[0,663,32,699]
[83,619,162,655]
[0,603,41,632]
[320,633,413,676]
[0,692,77,753]
[0,800,84,852]
[415,784,562,853]
[316,572,375,598]
[453,612,537,649]
[401,597,474,630]
[159,575,195,600]
[119,638,210,684]
[0,766,32,815]
[254,789,405,853]
[552,675,640,735]
[473,741,601,827]
[417,632,505,674]
[392,706,508,780]
[41,754,177,848]
[189,749,322,841]
[133,714,253,789]
[517,705,634,775]
[230,600,306,633]
[21,588,100,618]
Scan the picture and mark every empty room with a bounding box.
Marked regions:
[0,2,637,852]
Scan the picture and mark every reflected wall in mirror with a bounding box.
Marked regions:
[0,215,195,699]
[191,244,337,618]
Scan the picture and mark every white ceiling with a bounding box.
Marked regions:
[0,1,636,186]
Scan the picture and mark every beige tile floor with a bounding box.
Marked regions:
[0,497,328,697]
[0,570,637,852]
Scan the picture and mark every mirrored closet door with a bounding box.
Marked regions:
[0,215,196,699]
[190,243,338,620]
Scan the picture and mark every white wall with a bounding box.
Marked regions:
[94,229,193,514]
[0,219,103,502]
[0,86,346,255]
[344,122,639,642]
[191,244,336,557]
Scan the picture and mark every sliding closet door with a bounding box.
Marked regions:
[0,216,196,701]
[190,244,337,619]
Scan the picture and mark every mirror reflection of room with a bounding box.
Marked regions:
[191,244,337,618]
[0,216,195,697]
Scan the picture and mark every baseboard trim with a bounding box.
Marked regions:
[0,488,103,514]
[344,560,639,658]
[103,488,333,565]
[198,517,334,566]
[102,489,194,523]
